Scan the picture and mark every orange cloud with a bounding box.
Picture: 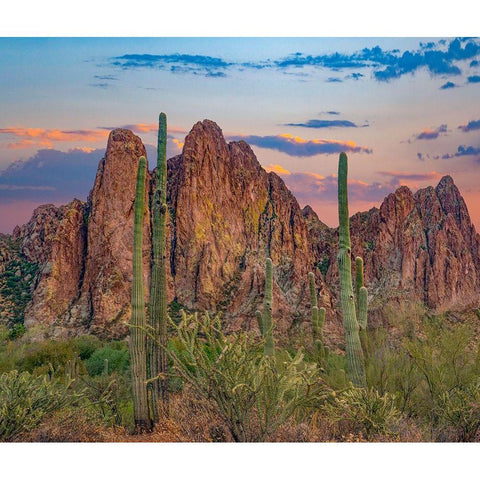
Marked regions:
[172,138,185,150]
[264,164,291,175]
[227,133,372,156]
[0,127,109,149]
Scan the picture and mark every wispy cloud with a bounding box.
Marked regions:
[94,74,118,81]
[275,38,480,82]
[467,75,480,83]
[110,53,231,77]
[228,133,372,157]
[440,81,457,89]
[275,171,396,206]
[0,127,109,149]
[377,170,442,182]
[264,164,291,175]
[104,38,480,83]
[98,123,187,135]
[458,118,480,132]
[414,124,448,141]
[284,119,365,129]
[442,145,480,159]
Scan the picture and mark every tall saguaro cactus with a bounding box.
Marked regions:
[149,112,169,418]
[337,152,367,388]
[262,258,275,356]
[130,155,151,431]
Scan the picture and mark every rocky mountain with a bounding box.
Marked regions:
[1,119,479,340]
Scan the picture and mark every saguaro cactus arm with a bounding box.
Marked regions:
[355,256,364,307]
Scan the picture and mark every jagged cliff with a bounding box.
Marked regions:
[1,119,479,340]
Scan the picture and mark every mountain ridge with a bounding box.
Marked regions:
[1,119,479,341]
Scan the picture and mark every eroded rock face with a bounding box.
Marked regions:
[317,176,480,317]
[23,199,87,330]
[76,129,151,338]
[168,120,328,332]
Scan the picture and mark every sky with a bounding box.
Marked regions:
[1,37,480,233]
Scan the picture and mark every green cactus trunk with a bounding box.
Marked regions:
[355,256,364,307]
[337,153,366,388]
[149,113,169,420]
[358,286,368,331]
[256,310,264,336]
[130,155,152,432]
[308,272,321,341]
[263,258,275,356]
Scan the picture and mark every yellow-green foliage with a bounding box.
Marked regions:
[0,370,82,441]
[168,311,329,442]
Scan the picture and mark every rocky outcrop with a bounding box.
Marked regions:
[2,119,480,339]
[75,129,150,338]
[167,120,328,332]
[316,176,480,318]
[22,200,87,331]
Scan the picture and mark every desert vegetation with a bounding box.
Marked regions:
[1,114,479,443]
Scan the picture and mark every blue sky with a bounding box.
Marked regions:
[1,37,480,232]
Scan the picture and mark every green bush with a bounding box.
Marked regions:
[0,370,82,441]
[84,342,129,377]
[18,339,80,376]
[434,382,480,441]
[169,311,330,442]
[73,335,103,361]
[323,386,401,439]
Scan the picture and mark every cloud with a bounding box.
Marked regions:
[347,72,365,80]
[0,127,109,149]
[275,38,480,82]
[285,119,361,129]
[440,81,457,89]
[228,133,372,157]
[377,170,442,182]
[277,171,396,206]
[458,118,480,132]
[98,123,187,135]
[264,164,291,175]
[326,77,342,83]
[104,38,480,83]
[94,74,118,81]
[110,53,231,77]
[171,138,184,150]
[414,124,448,141]
[89,82,112,89]
[0,148,104,204]
[442,145,480,159]
[467,75,480,83]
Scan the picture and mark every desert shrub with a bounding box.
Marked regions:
[405,320,479,420]
[0,370,83,441]
[433,382,480,442]
[84,342,129,377]
[80,371,133,428]
[323,387,401,440]
[168,311,330,442]
[17,339,79,376]
[73,335,103,360]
